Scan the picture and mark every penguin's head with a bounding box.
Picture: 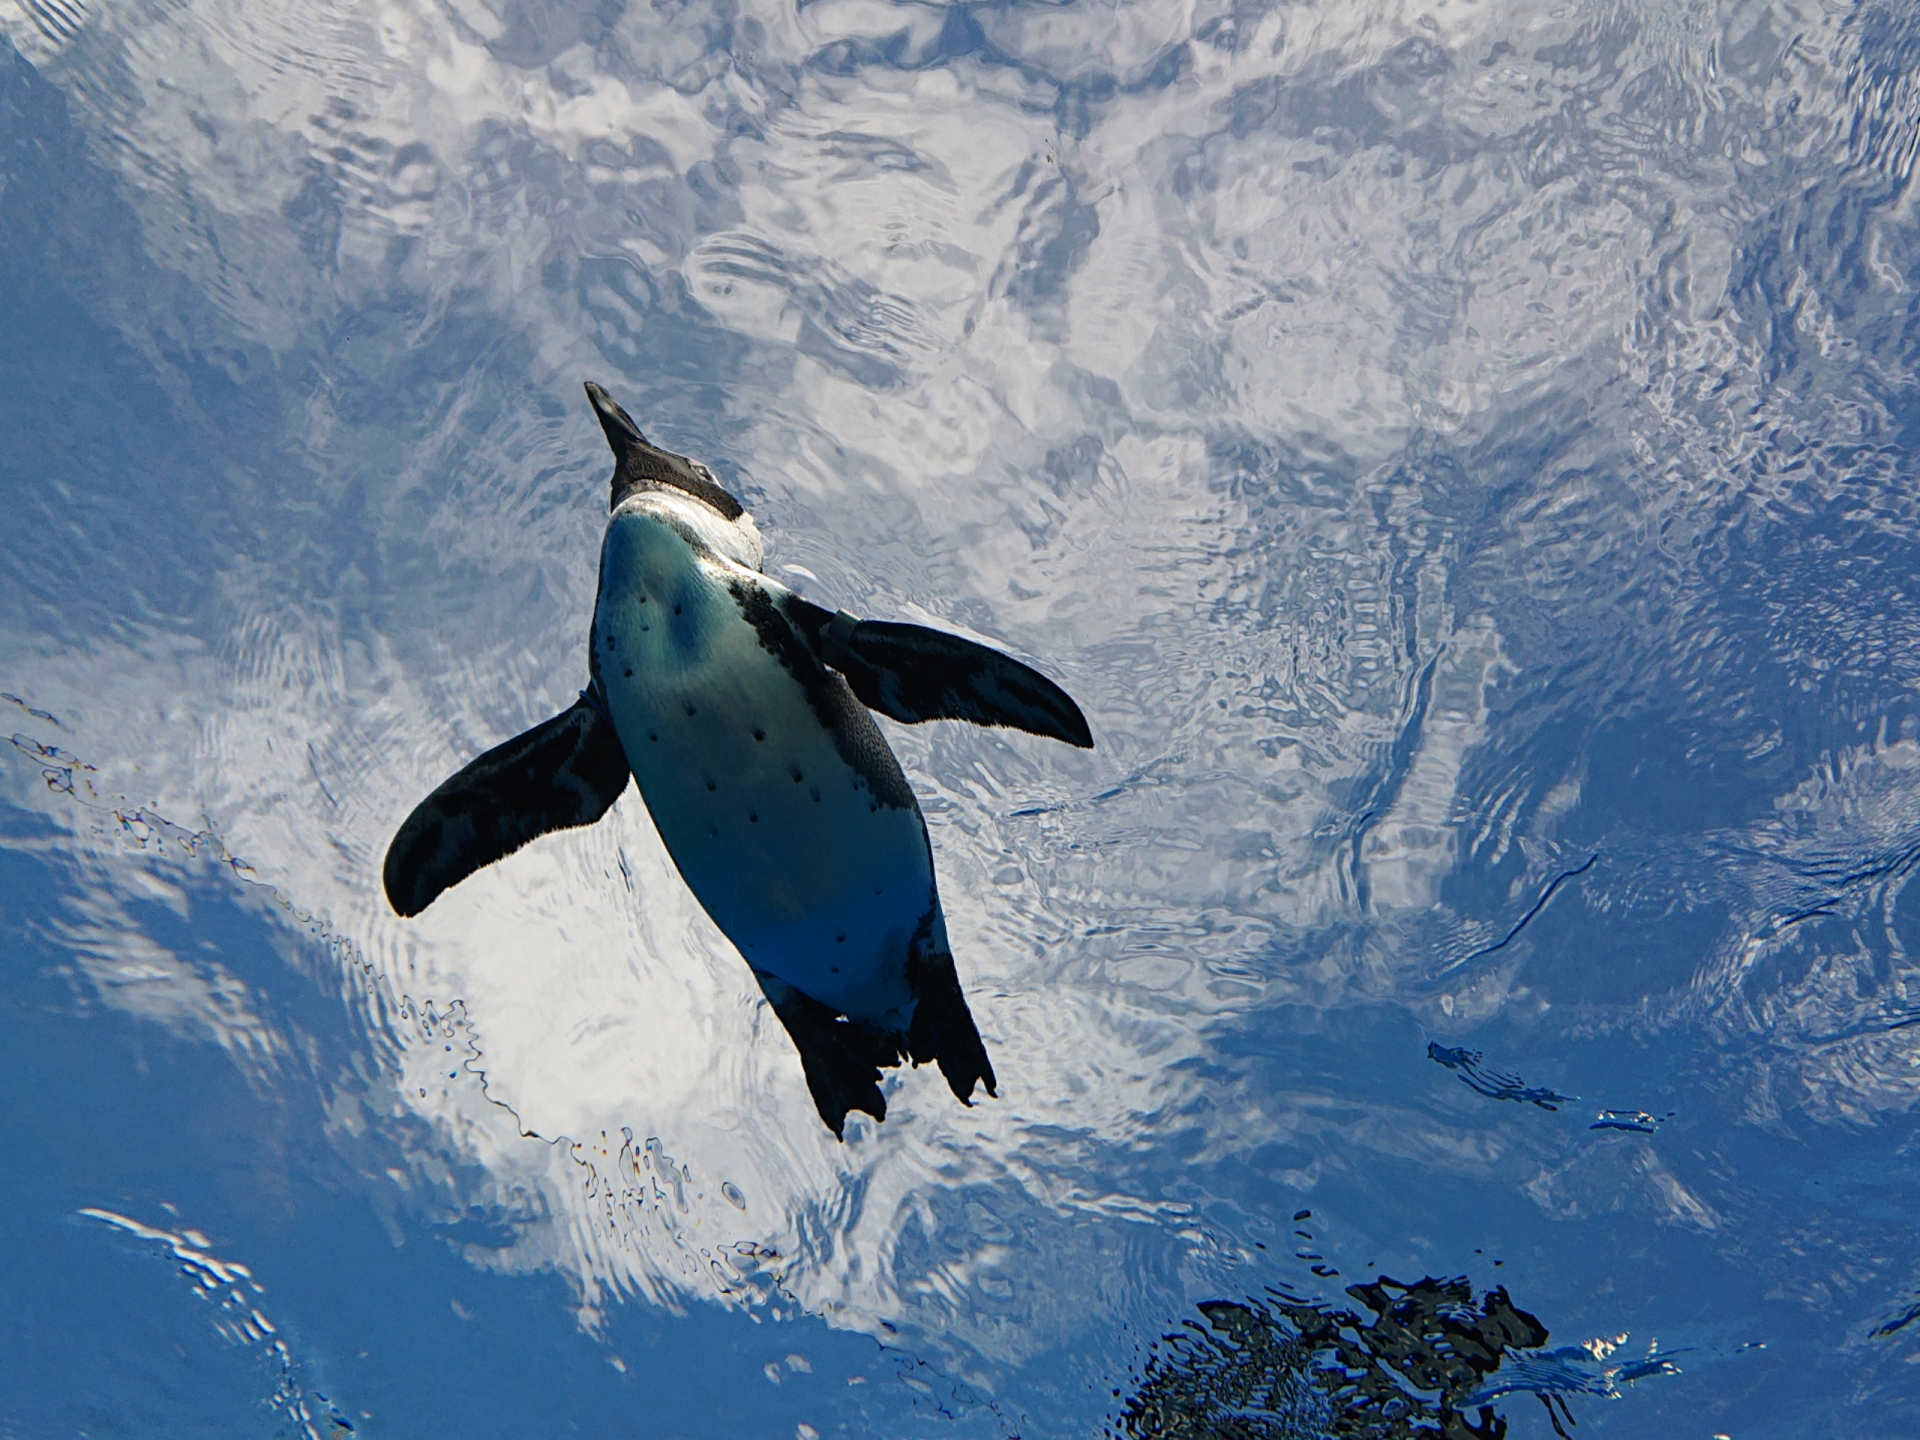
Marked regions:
[585,381,746,521]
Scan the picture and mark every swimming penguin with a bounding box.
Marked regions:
[383,382,1092,1137]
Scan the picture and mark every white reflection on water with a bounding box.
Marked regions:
[6,0,1920,1431]
[80,1206,346,1438]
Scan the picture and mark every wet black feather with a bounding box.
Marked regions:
[782,597,1092,748]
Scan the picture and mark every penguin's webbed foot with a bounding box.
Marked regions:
[798,1014,895,1140]
[753,970,901,1139]
[905,949,999,1107]
[805,1038,891,1141]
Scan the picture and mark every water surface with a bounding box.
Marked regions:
[4,0,1920,1433]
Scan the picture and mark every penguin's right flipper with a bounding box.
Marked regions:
[783,598,1092,748]
[384,695,631,917]
[753,970,900,1139]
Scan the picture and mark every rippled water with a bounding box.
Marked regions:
[4,0,1920,1433]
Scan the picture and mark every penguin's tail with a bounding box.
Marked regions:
[904,921,998,1109]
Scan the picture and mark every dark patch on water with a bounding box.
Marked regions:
[1445,854,1599,969]
[1589,1109,1673,1134]
[1871,1294,1920,1340]
[3,691,61,725]
[1426,1043,1575,1112]
[1111,1275,1551,1439]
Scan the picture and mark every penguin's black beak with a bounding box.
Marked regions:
[585,381,646,455]
[586,379,748,520]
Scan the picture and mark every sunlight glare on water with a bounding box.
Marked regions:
[4,0,1920,1433]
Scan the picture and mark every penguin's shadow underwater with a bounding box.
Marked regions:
[384,381,1092,1138]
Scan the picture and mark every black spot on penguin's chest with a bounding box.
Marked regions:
[594,574,708,683]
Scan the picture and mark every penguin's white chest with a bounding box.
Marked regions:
[591,507,930,1023]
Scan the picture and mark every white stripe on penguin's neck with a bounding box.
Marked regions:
[615,487,764,571]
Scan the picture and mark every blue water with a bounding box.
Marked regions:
[4,0,1920,1434]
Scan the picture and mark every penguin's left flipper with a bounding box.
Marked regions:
[384,694,631,917]
[752,970,899,1139]
[786,599,1093,749]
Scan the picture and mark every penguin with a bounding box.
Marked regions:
[383,381,1092,1137]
